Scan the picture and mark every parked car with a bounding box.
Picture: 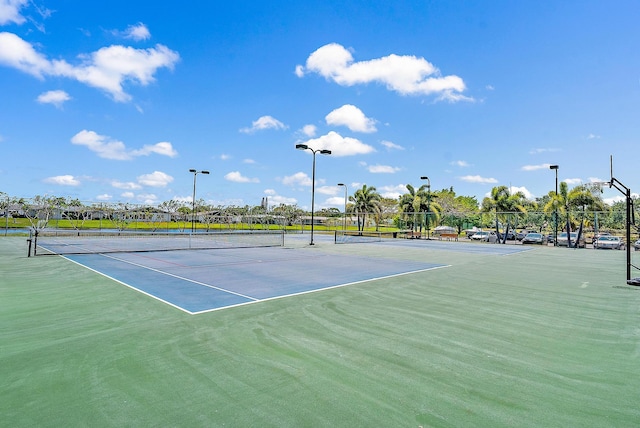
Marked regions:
[595,235,625,250]
[556,232,586,248]
[499,230,516,240]
[470,231,498,243]
[591,232,611,244]
[517,230,537,241]
[521,232,546,245]
[634,239,640,251]
[464,227,480,238]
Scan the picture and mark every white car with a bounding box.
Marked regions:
[470,231,498,243]
[595,235,625,250]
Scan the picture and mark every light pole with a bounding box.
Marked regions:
[296,144,331,245]
[420,176,431,239]
[549,165,558,246]
[337,183,348,231]
[189,169,209,232]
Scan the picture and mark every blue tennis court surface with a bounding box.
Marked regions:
[65,247,447,314]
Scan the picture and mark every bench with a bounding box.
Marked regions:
[438,233,459,241]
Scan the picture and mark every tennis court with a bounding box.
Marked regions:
[2,234,639,426]
[63,244,447,314]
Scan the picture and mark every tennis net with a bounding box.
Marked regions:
[31,229,285,255]
[334,230,399,244]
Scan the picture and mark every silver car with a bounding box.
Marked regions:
[521,232,546,245]
[595,235,625,250]
[556,232,586,248]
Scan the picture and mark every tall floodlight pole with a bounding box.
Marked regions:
[337,183,348,231]
[549,165,559,246]
[189,169,209,232]
[420,176,431,239]
[296,144,331,245]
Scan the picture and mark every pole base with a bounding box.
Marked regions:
[626,277,640,286]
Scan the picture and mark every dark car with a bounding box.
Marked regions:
[499,230,516,240]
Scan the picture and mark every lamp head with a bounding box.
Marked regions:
[420,176,429,180]
[549,165,559,170]
[189,169,197,173]
[295,144,309,150]
[320,149,331,155]
[337,183,345,186]
[202,170,210,175]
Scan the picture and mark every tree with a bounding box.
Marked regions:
[350,185,381,231]
[567,184,606,246]
[481,186,528,243]
[432,187,479,233]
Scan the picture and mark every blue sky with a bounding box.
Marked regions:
[1,0,638,210]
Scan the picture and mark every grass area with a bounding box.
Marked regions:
[1,237,639,427]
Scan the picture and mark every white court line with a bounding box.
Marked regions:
[99,253,260,301]
[191,264,451,315]
[63,252,260,315]
[62,256,196,315]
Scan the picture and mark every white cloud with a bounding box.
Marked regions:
[459,175,498,184]
[136,193,158,204]
[0,32,179,102]
[451,160,470,167]
[224,171,259,183]
[43,175,80,186]
[282,172,312,187]
[379,184,408,199]
[240,115,287,133]
[71,130,178,160]
[300,124,317,137]
[111,180,142,190]
[316,185,338,195]
[219,154,231,160]
[381,140,404,151]
[121,23,151,41]
[0,0,28,25]
[587,133,601,140]
[529,147,560,154]
[509,186,534,199]
[137,171,173,187]
[299,131,375,157]
[521,163,552,171]
[36,89,71,108]
[121,192,135,199]
[325,104,377,133]
[297,43,472,102]
[243,158,256,164]
[133,141,178,157]
[564,178,583,185]
[267,194,298,205]
[96,194,112,201]
[71,130,130,160]
[367,164,400,173]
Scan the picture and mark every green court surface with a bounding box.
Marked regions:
[1,236,639,427]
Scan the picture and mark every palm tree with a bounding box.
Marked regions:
[398,184,422,232]
[398,184,442,236]
[350,185,381,232]
[568,184,606,247]
[481,186,528,243]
